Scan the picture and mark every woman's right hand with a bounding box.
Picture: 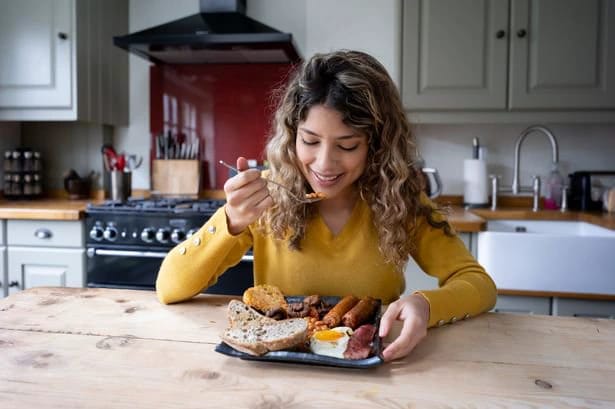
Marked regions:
[223,156,273,235]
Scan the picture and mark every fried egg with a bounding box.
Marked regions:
[309,326,353,359]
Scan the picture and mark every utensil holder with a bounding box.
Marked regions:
[152,159,200,197]
[108,171,132,202]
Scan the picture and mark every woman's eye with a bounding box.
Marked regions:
[301,138,318,146]
[339,145,358,151]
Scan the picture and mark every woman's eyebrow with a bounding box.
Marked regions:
[298,127,359,140]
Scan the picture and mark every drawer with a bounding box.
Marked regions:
[7,220,84,248]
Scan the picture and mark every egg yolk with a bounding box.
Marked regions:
[313,329,345,342]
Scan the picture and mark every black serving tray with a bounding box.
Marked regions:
[215,296,384,369]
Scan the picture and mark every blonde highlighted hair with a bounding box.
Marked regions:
[259,50,451,270]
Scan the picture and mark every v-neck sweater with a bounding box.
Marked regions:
[156,196,497,328]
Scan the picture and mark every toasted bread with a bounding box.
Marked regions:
[242,284,288,315]
[221,300,308,356]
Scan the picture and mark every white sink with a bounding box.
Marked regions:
[477,220,615,295]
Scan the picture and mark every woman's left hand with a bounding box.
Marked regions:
[378,293,430,362]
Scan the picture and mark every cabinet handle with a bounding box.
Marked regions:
[9,281,20,288]
[495,30,506,39]
[517,29,527,38]
[58,32,68,40]
[34,228,53,239]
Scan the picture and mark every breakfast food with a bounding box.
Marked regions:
[309,327,353,358]
[305,192,327,199]
[341,296,379,329]
[321,295,359,327]
[220,287,381,362]
[242,284,288,316]
[344,324,377,360]
[221,300,307,356]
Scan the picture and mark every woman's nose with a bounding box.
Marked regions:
[314,144,338,168]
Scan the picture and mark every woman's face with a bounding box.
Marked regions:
[296,104,368,201]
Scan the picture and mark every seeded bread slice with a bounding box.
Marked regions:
[221,301,308,356]
[227,299,276,327]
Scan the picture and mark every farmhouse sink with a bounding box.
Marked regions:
[477,220,615,295]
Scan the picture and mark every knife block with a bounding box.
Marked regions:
[152,160,200,197]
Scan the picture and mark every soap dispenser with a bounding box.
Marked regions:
[545,163,565,209]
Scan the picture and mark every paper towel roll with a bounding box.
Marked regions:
[463,159,488,206]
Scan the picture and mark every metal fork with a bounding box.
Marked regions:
[218,160,324,204]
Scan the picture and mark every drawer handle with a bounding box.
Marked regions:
[34,228,53,239]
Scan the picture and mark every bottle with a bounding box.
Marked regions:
[545,164,565,209]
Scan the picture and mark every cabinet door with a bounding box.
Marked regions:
[402,0,509,110]
[552,297,615,319]
[509,0,615,109]
[7,247,85,296]
[0,0,73,109]
[493,295,551,315]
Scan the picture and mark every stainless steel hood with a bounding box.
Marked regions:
[113,0,301,64]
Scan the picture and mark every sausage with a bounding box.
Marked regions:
[321,295,359,328]
[341,296,379,329]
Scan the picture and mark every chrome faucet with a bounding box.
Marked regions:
[511,125,559,195]
[490,125,560,211]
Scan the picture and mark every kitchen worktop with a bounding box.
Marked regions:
[1,287,614,408]
[0,197,612,231]
[0,199,93,220]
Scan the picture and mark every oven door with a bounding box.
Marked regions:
[86,245,254,295]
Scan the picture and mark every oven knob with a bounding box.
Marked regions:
[171,229,186,243]
[140,228,155,243]
[156,228,171,243]
[89,226,104,241]
[103,226,118,241]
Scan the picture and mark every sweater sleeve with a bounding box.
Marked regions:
[411,202,497,328]
[155,206,253,304]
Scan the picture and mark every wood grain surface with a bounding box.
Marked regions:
[1,287,614,408]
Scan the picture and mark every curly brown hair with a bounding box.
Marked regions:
[259,50,452,270]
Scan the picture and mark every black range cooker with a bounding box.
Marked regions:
[85,198,253,295]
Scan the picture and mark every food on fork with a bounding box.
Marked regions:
[305,191,327,199]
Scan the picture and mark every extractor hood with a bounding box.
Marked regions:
[113,0,301,64]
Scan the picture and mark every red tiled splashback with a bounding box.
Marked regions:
[150,63,296,189]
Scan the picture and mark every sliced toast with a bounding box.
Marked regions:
[221,300,307,356]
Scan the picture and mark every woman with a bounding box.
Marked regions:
[156,50,497,361]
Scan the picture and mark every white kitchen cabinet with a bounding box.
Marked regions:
[6,220,85,296]
[403,232,474,296]
[402,0,615,112]
[552,297,615,319]
[493,295,551,315]
[0,0,128,124]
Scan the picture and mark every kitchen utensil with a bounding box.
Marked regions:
[126,154,143,171]
[218,160,325,204]
[108,170,131,202]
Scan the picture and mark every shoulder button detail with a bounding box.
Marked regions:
[193,237,201,246]
[450,316,458,324]
[207,226,216,234]
[178,247,187,255]
[464,313,471,320]
[437,319,445,327]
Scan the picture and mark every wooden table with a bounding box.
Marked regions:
[1,287,614,408]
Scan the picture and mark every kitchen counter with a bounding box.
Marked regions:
[0,199,92,220]
[1,287,614,408]
[0,197,612,231]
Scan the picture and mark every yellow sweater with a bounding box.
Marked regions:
[156,198,497,328]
